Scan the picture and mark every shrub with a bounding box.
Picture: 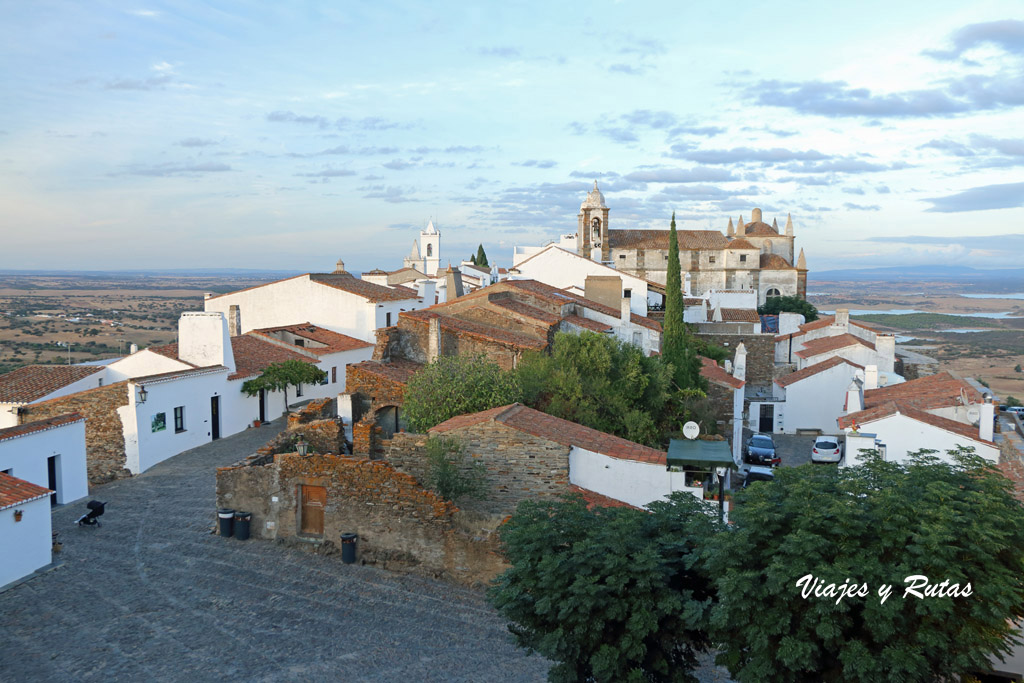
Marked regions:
[425,435,487,503]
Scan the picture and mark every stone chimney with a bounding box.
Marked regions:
[228,305,241,337]
[203,292,214,300]
[444,265,464,300]
[334,258,346,274]
[415,279,436,304]
[751,208,762,223]
[875,334,896,372]
[864,364,878,391]
[178,312,235,371]
[980,393,995,442]
[427,316,441,362]
[620,291,631,325]
[846,379,863,413]
[834,308,850,330]
[733,342,747,382]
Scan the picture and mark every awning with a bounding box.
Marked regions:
[667,439,736,469]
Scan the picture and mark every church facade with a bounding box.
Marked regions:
[575,183,807,306]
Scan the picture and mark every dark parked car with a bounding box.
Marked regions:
[742,465,775,488]
[744,433,780,466]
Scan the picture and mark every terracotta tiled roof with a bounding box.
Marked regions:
[726,237,758,250]
[718,308,761,323]
[838,402,993,445]
[228,335,318,381]
[562,314,613,333]
[683,297,705,306]
[775,356,863,388]
[504,280,662,332]
[998,457,1024,503]
[0,413,84,444]
[0,365,103,403]
[700,357,744,389]
[146,343,198,367]
[608,229,729,251]
[349,359,423,385]
[568,484,642,510]
[0,471,51,511]
[759,253,794,270]
[795,333,875,359]
[489,299,562,325]
[773,315,876,342]
[362,268,389,275]
[431,403,667,464]
[309,273,418,302]
[250,323,373,356]
[742,221,778,236]
[862,371,981,412]
[439,315,549,350]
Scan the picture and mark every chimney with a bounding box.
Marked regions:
[875,334,896,372]
[733,342,747,382]
[724,359,733,373]
[129,343,138,354]
[834,308,850,330]
[427,316,441,362]
[980,393,995,442]
[178,312,235,371]
[864,364,878,391]
[444,265,464,300]
[228,305,241,337]
[620,290,631,325]
[846,379,863,413]
[203,292,214,300]
[751,208,762,223]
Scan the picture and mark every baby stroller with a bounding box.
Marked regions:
[75,500,107,527]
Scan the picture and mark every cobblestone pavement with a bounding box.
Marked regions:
[0,419,551,683]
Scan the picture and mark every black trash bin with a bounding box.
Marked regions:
[218,508,234,537]
[341,532,358,564]
[234,511,251,541]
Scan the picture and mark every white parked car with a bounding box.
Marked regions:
[811,436,843,464]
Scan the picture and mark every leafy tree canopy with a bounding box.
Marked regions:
[240,359,326,411]
[757,294,818,322]
[706,448,1024,683]
[1007,395,1022,408]
[402,353,522,432]
[516,331,672,447]
[490,492,720,683]
[424,435,487,502]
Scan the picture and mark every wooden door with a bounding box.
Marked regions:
[300,485,326,535]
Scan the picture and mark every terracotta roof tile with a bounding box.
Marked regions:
[863,371,981,412]
[504,280,662,332]
[774,315,876,342]
[718,308,761,323]
[349,359,423,385]
[759,253,794,270]
[0,471,51,511]
[700,357,744,390]
[838,402,993,446]
[489,299,562,325]
[0,413,84,444]
[431,403,668,464]
[401,309,550,350]
[684,297,705,306]
[0,365,103,403]
[561,314,613,333]
[250,323,373,355]
[228,336,319,381]
[726,237,758,250]
[147,343,198,367]
[795,333,874,359]
[568,485,642,510]
[742,221,779,236]
[775,356,863,388]
[309,273,418,302]
[609,229,729,251]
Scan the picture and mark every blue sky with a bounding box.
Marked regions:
[1,1,1023,273]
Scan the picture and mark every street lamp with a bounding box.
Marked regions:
[137,385,148,404]
[295,437,309,457]
[715,466,727,522]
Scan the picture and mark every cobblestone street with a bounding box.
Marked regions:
[0,418,549,682]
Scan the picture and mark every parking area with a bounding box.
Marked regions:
[737,429,846,478]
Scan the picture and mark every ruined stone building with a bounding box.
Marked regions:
[571,182,808,306]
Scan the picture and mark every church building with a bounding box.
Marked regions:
[575,182,807,306]
[402,221,441,276]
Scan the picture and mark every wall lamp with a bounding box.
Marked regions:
[137,385,148,404]
[295,437,309,457]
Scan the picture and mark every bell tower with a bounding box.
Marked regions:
[576,181,610,262]
[420,221,440,276]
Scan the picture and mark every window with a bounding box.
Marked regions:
[294,338,305,347]
[766,287,782,298]
[386,312,392,326]
[332,366,337,383]
[624,288,632,299]
[174,406,185,433]
[619,254,626,260]
[98,378,104,387]
[709,256,716,264]
[739,254,747,263]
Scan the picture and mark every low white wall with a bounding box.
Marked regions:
[0,495,51,587]
[568,447,692,509]
[0,420,88,505]
[845,414,998,464]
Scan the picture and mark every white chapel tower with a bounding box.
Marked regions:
[421,221,440,276]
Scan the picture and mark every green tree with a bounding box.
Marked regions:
[757,294,818,321]
[402,354,522,432]
[424,434,488,502]
[661,212,704,391]
[490,492,719,683]
[1015,364,1022,373]
[1007,395,1022,408]
[706,449,1024,683]
[475,244,489,268]
[517,331,672,446]
[240,359,327,413]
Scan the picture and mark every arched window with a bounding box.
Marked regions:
[591,217,601,241]
[426,244,433,257]
[766,287,781,298]
[764,239,773,254]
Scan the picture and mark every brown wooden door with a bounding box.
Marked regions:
[300,485,326,535]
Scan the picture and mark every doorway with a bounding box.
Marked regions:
[47,455,59,506]
[759,403,775,433]
[210,396,221,440]
[258,389,266,423]
[300,485,326,536]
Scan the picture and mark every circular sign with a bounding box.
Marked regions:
[682,421,700,440]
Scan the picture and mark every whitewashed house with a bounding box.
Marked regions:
[0,366,106,428]
[838,372,998,465]
[0,413,89,506]
[204,263,426,342]
[0,472,53,589]
[775,309,894,371]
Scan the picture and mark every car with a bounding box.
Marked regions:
[744,433,780,466]
[811,436,843,464]
[742,465,775,488]
[1007,406,1024,417]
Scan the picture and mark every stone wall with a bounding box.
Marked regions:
[20,382,130,485]
[705,382,734,431]
[695,332,775,387]
[346,364,407,407]
[216,453,508,585]
[384,423,571,516]
[352,417,384,457]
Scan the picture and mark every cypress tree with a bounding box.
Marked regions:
[662,213,703,390]
[476,244,489,268]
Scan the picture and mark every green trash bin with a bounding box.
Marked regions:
[233,511,251,541]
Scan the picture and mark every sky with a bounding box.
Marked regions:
[1,1,1023,273]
